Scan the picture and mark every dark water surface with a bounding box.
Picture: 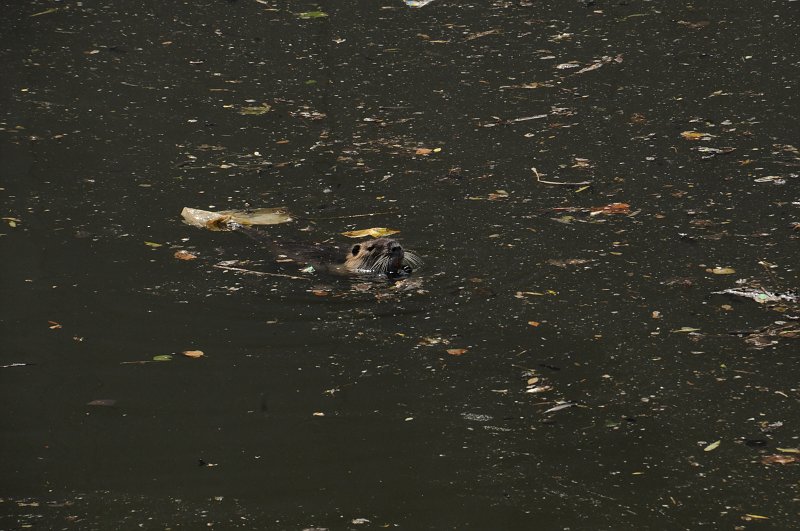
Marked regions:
[2,0,799,529]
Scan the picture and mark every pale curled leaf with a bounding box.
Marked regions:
[341,227,400,238]
[238,104,271,115]
[181,207,292,231]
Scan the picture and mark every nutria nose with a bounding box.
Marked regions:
[390,245,403,254]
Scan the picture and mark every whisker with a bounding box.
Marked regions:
[375,255,391,273]
[403,251,423,269]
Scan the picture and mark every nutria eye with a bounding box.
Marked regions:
[366,245,375,251]
[351,244,361,256]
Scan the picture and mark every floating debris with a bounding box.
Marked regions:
[714,288,798,305]
[341,227,400,238]
[181,207,292,231]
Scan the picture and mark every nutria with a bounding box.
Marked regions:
[228,222,422,277]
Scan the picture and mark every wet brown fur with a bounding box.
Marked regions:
[231,224,421,276]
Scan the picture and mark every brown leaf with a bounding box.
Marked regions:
[174,250,198,261]
[447,348,468,356]
[761,454,798,465]
[681,130,711,140]
[589,203,631,215]
[182,350,204,358]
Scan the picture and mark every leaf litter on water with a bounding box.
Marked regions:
[181,207,292,231]
[298,11,328,19]
[341,227,400,238]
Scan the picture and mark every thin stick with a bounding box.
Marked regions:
[306,210,398,220]
[213,264,310,281]
[532,167,592,186]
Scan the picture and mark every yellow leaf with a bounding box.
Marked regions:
[238,104,271,115]
[341,227,400,238]
[447,348,468,356]
[182,350,204,358]
[744,514,769,520]
[528,321,541,327]
[777,447,800,454]
[681,130,710,140]
[704,440,721,452]
[707,267,736,275]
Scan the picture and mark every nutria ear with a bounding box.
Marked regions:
[351,244,361,256]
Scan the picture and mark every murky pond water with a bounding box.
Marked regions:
[2,0,798,528]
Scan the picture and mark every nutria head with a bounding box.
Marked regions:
[344,238,422,276]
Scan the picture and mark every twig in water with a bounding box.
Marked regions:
[306,210,398,220]
[532,167,592,187]
[213,264,310,281]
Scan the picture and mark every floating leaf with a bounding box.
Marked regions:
[528,321,541,327]
[419,336,448,346]
[761,454,798,465]
[182,350,204,358]
[181,207,292,231]
[681,130,713,140]
[544,403,575,414]
[174,250,197,261]
[144,241,163,248]
[298,11,328,19]
[708,267,736,275]
[525,385,553,394]
[714,288,798,304]
[777,447,800,454]
[3,216,21,228]
[487,190,509,200]
[743,514,769,520]
[31,7,60,16]
[589,203,631,216]
[547,258,592,268]
[672,327,701,333]
[704,440,721,452]
[238,104,271,115]
[341,227,400,238]
[447,348,468,356]
[152,355,173,362]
